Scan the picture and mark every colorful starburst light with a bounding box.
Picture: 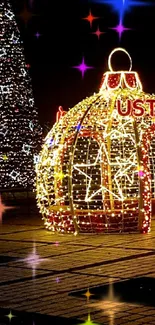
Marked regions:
[82,9,99,28]
[92,26,105,40]
[110,20,131,39]
[73,57,94,78]
[89,0,150,15]
[78,314,100,325]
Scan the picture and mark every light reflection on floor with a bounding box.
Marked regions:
[87,278,138,325]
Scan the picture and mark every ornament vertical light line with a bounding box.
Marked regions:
[106,92,121,211]
[68,97,100,234]
[53,113,79,232]
[141,124,154,232]
[85,137,94,232]
[132,119,144,231]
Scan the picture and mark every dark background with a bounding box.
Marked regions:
[10,0,155,128]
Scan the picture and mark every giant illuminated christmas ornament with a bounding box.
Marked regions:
[36,48,155,234]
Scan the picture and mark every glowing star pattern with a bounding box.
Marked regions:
[9,170,20,180]
[138,170,144,177]
[83,288,94,301]
[29,121,34,131]
[5,310,16,322]
[110,20,131,39]
[22,144,31,154]
[73,57,94,78]
[0,125,8,136]
[82,9,99,28]
[33,154,40,164]
[92,26,105,40]
[78,314,100,325]
[3,155,8,160]
[20,242,46,278]
[0,195,14,223]
[35,32,41,38]
[0,154,8,161]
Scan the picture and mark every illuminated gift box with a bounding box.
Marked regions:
[36,48,155,234]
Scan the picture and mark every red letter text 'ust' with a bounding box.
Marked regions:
[116,99,132,116]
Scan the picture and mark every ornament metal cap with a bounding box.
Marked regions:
[100,47,143,92]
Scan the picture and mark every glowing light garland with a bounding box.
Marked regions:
[0,0,42,189]
[36,48,155,234]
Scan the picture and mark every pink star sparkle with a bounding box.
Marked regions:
[92,26,105,40]
[0,195,14,224]
[110,20,131,39]
[138,170,144,177]
[21,242,46,278]
[54,241,59,246]
[73,57,94,78]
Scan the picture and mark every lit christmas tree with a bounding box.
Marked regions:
[0,0,42,190]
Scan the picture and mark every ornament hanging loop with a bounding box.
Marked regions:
[108,47,132,72]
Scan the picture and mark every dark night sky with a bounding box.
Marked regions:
[10,0,155,128]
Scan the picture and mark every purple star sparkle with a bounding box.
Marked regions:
[72,57,94,78]
[56,277,60,283]
[110,20,131,39]
[35,32,41,39]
